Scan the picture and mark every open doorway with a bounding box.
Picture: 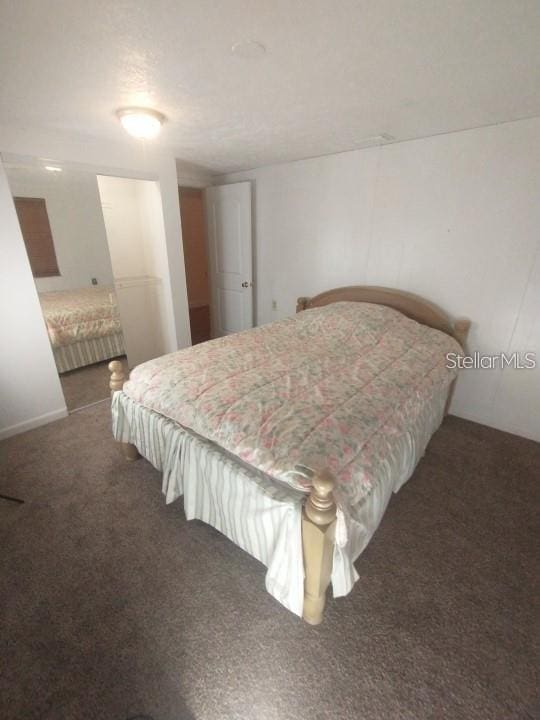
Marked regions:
[178,187,211,344]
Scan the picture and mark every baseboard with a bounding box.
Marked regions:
[450,409,540,443]
[0,407,68,441]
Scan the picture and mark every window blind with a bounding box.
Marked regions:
[14,196,60,278]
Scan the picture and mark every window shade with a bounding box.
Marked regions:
[14,197,60,278]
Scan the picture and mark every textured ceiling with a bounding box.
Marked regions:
[1,0,539,173]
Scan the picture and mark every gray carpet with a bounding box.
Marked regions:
[0,404,538,720]
[59,356,128,411]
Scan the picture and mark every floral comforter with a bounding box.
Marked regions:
[123,302,460,508]
[39,286,122,348]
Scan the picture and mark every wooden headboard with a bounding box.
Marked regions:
[296,285,471,349]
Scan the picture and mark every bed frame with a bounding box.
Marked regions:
[109,285,471,624]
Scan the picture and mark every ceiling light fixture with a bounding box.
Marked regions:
[44,165,63,172]
[116,107,166,140]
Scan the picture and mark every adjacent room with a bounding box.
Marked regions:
[0,2,538,719]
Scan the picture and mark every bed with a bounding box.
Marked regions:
[39,285,125,373]
[108,286,470,624]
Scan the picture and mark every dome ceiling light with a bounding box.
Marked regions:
[116,107,166,139]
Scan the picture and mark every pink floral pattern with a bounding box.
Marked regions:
[39,286,122,348]
[123,302,460,505]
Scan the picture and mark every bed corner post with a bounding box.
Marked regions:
[453,318,471,350]
[445,318,472,415]
[108,360,125,395]
[296,296,310,313]
[302,470,337,625]
[108,360,140,462]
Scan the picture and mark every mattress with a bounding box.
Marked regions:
[39,286,122,348]
[123,301,460,511]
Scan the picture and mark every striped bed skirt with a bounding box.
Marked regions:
[54,333,125,374]
[112,390,307,615]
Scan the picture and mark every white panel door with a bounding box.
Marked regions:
[205,182,253,337]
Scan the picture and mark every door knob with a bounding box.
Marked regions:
[242,281,249,288]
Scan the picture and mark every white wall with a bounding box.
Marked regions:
[0,163,67,439]
[5,165,114,292]
[97,175,170,366]
[0,123,193,438]
[220,117,540,441]
[97,176,146,277]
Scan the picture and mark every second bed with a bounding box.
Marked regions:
[39,285,125,373]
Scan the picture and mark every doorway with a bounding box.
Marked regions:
[204,181,253,337]
[178,187,211,344]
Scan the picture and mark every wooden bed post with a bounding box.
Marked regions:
[302,470,337,625]
[445,318,472,415]
[108,360,126,395]
[108,360,140,462]
[453,318,471,351]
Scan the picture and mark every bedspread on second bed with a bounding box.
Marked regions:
[39,286,122,347]
[123,301,460,510]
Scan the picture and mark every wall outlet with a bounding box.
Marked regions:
[272,300,277,311]
[91,278,98,285]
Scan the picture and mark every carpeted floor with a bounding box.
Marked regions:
[0,405,538,720]
[59,356,128,411]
